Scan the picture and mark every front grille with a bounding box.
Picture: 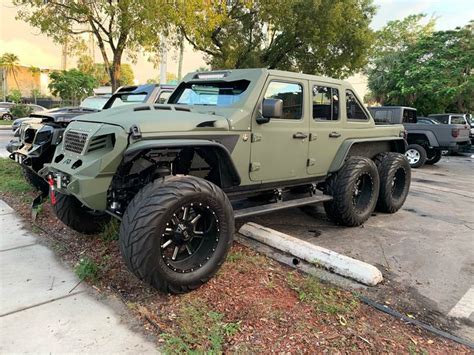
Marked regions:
[64,130,88,154]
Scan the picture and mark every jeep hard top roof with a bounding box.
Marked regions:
[181,68,348,86]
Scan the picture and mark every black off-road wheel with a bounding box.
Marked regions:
[425,149,442,165]
[405,144,427,168]
[374,153,411,213]
[52,192,111,234]
[119,175,234,294]
[22,167,49,194]
[323,157,380,227]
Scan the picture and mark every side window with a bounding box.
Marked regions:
[264,81,303,119]
[155,91,172,104]
[346,90,368,120]
[312,86,339,120]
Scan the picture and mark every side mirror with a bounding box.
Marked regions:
[258,98,283,124]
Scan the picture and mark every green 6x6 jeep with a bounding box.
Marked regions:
[41,69,410,293]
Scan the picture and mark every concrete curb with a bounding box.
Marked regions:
[239,222,383,286]
[0,125,13,130]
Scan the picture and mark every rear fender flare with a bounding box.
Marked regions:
[406,130,439,147]
[329,138,406,173]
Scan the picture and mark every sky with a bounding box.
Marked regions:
[0,0,473,84]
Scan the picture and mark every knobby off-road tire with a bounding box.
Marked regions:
[22,167,49,194]
[374,153,411,213]
[52,192,111,234]
[119,175,234,294]
[405,144,427,168]
[425,149,442,165]
[323,157,380,227]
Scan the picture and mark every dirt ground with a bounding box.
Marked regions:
[1,173,471,353]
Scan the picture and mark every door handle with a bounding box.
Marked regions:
[293,132,308,139]
[329,132,341,138]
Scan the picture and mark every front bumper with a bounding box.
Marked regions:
[41,122,128,211]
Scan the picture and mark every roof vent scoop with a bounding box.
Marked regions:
[129,124,142,139]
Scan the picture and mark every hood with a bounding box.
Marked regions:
[31,106,99,123]
[74,104,231,133]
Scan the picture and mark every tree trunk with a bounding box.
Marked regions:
[110,56,121,92]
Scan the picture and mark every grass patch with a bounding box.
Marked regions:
[101,219,120,241]
[226,250,269,272]
[0,121,13,126]
[0,159,34,194]
[74,257,100,281]
[287,273,358,315]
[161,299,240,354]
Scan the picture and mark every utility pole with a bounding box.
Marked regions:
[177,39,184,81]
[159,36,167,84]
[61,38,68,70]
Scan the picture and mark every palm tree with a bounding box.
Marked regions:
[0,53,21,91]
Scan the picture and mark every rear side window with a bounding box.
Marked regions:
[346,90,368,120]
[402,109,417,123]
[264,81,303,119]
[155,91,172,104]
[451,116,466,124]
[312,86,339,120]
[373,110,393,123]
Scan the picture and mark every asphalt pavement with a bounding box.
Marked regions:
[0,129,13,158]
[242,154,474,342]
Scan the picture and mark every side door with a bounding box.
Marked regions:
[307,83,344,176]
[250,78,310,182]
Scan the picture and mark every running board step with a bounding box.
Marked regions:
[234,194,333,219]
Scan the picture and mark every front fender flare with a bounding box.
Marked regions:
[123,139,241,187]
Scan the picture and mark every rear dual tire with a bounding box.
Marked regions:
[324,157,380,227]
[322,154,410,226]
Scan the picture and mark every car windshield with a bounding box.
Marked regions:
[169,80,250,106]
[80,97,108,110]
[107,93,148,108]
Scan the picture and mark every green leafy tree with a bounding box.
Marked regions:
[14,1,169,91]
[0,53,21,89]
[367,18,473,114]
[366,14,436,105]
[48,69,97,105]
[173,0,376,78]
[77,55,135,86]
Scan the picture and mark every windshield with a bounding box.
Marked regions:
[80,97,108,110]
[169,80,250,106]
[107,93,148,108]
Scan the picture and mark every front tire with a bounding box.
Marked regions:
[323,157,380,227]
[119,175,234,294]
[52,192,111,234]
[405,144,427,168]
[374,153,411,213]
[22,167,49,194]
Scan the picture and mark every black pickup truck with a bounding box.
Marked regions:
[8,84,175,192]
[369,106,471,168]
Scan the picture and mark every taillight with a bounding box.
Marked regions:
[451,128,460,137]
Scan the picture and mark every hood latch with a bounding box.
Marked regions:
[129,124,142,139]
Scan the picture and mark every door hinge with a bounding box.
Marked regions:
[249,162,261,172]
[251,133,262,142]
[307,158,316,167]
